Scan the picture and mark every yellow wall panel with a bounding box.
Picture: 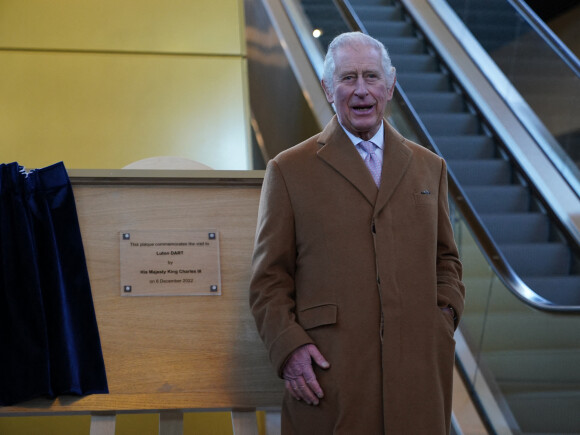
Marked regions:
[0,0,244,55]
[0,51,251,170]
[0,415,90,435]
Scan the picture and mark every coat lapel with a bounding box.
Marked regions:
[316,117,378,205]
[374,122,413,216]
[316,117,413,210]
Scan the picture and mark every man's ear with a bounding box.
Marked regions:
[321,80,334,103]
[386,76,396,100]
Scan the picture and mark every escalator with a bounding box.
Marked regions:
[446,0,580,174]
[302,0,580,306]
[244,0,580,432]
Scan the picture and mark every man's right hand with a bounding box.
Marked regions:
[282,343,330,405]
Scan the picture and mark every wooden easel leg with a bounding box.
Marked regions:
[159,410,184,435]
[90,413,116,435]
[231,410,259,435]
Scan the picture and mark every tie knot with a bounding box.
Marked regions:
[358,140,376,154]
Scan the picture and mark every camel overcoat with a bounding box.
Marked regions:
[249,117,465,434]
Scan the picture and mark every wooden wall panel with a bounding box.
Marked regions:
[1,173,283,414]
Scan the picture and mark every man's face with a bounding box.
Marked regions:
[323,43,395,141]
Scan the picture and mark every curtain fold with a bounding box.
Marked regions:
[0,162,108,406]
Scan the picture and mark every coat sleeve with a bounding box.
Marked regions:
[436,159,465,328]
[249,160,314,376]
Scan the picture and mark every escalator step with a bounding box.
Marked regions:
[447,159,511,185]
[304,15,344,25]
[364,21,414,38]
[390,54,437,73]
[501,243,571,277]
[462,185,530,213]
[433,135,496,159]
[301,5,342,17]
[301,3,341,12]
[397,72,449,91]
[352,5,403,21]
[420,112,479,135]
[350,0,396,6]
[405,92,463,112]
[376,37,424,54]
[480,213,550,243]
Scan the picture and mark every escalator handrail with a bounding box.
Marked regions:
[428,0,580,209]
[333,0,580,313]
[509,0,580,78]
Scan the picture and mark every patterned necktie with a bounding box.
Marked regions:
[358,140,381,187]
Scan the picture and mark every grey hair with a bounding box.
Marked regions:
[322,32,396,94]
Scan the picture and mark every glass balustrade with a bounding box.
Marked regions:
[445,0,580,195]
[451,200,580,434]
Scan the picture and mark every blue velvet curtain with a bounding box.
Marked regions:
[0,162,108,406]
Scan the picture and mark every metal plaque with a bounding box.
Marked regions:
[120,230,221,296]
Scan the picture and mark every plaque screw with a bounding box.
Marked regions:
[124,285,132,293]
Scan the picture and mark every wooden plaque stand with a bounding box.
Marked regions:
[0,170,283,435]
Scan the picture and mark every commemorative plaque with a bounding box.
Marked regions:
[120,230,221,296]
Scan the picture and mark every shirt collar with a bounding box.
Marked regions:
[338,120,385,150]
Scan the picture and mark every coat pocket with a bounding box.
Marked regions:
[413,191,437,206]
[298,304,338,330]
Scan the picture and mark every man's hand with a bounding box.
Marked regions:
[282,343,330,405]
[440,305,457,328]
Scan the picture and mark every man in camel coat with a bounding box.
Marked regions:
[249,32,465,434]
